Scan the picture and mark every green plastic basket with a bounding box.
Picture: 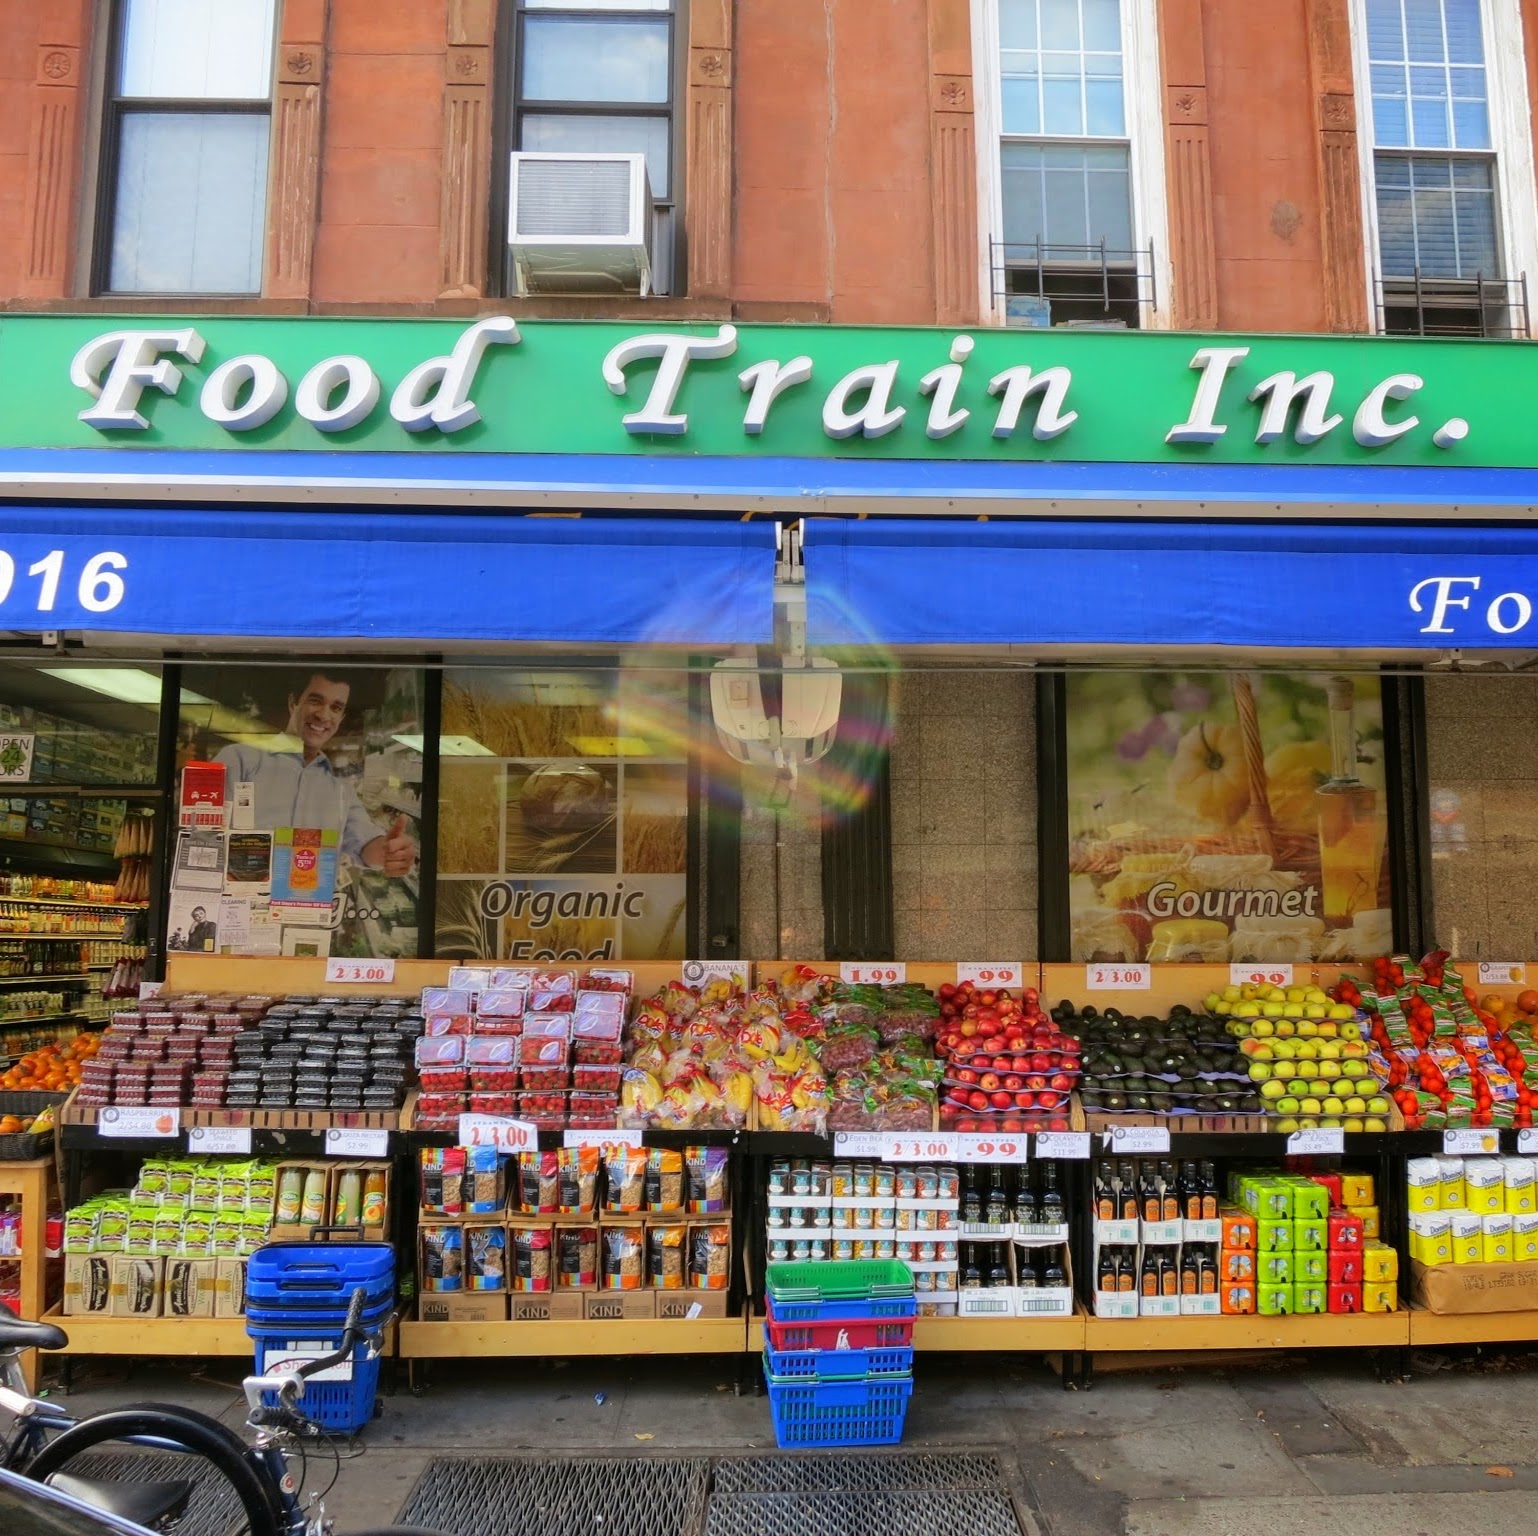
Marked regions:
[765,1260,914,1303]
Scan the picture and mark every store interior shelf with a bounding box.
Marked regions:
[1082,1309,1410,1352]
[0,934,131,943]
[1406,1307,1538,1346]
[43,1309,254,1357]
[397,1316,747,1358]
[0,897,146,910]
[0,1009,84,1029]
[0,974,90,986]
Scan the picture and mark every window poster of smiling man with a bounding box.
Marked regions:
[176,666,425,959]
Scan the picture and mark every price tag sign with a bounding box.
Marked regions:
[457,1115,538,1152]
[324,957,397,985]
[137,981,164,1001]
[957,963,1025,989]
[1036,1131,1091,1160]
[879,1133,961,1163]
[1477,962,1526,986]
[1086,963,1151,991]
[1443,1127,1500,1156]
[840,962,907,985]
[951,1132,1028,1163]
[98,1105,180,1138]
[563,1128,642,1150]
[1286,1127,1344,1156]
[832,1130,885,1159]
[681,960,748,989]
[1230,963,1294,987]
[1519,1129,1538,1155]
[324,1127,389,1158]
[1100,1124,1170,1154]
[188,1125,252,1155]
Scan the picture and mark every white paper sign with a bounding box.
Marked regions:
[0,733,34,784]
[1086,963,1151,991]
[1036,1131,1091,1160]
[1519,1129,1538,1155]
[1100,1124,1170,1153]
[1477,961,1526,986]
[880,1133,962,1163]
[98,1105,180,1138]
[217,896,252,951]
[951,1132,1028,1163]
[840,962,907,985]
[563,1128,642,1150]
[681,960,749,989]
[1230,963,1295,987]
[832,1130,885,1159]
[188,1125,252,1155]
[1443,1128,1500,1156]
[457,1115,537,1152]
[324,1127,389,1157]
[957,963,1025,990]
[324,957,397,985]
[137,981,164,1001]
[1286,1127,1344,1156]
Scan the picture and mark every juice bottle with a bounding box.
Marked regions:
[362,1169,387,1226]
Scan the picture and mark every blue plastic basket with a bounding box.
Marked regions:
[245,1295,394,1334]
[247,1243,394,1308]
[764,1293,918,1324]
[252,1331,381,1435]
[765,1343,915,1380]
[765,1372,914,1448]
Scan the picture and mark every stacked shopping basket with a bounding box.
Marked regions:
[763,1260,916,1447]
[245,1239,395,1434]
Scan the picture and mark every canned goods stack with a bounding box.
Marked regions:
[763,1259,916,1448]
[765,1159,960,1314]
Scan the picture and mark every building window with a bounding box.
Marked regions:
[508,0,678,295]
[96,0,275,295]
[991,0,1154,327]
[1363,0,1526,335]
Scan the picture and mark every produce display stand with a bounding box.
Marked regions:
[43,955,1538,1391]
[0,1157,54,1391]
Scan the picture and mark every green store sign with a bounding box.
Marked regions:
[0,313,1533,465]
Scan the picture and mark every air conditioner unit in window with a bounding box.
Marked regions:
[508,151,653,297]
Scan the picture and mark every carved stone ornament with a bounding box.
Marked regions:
[1320,92,1355,129]
[41,50,71,81]
[450,47,483,80]
[1167,86,1207,122]
[278,47,320,84]
[933,74,971,111]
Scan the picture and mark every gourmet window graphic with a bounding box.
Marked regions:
[435,668,689,961]
[1065,672,1391,965]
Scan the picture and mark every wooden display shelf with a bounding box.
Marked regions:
[0,1157,53,1392]
[747,1313,1086,1353]
[1083,1308,1409,1352]
[398,1315,747,1358]
[1407,1306,1538,1346]
[44,1308,252,1356]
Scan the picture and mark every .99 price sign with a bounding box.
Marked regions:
[950,1132,1028,1163]
[957,962,1024,988]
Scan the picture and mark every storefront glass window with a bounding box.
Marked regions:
[1064,672,1391,964]
[435,666,691,962]
[175,665,425,960]
[0,664,161,788]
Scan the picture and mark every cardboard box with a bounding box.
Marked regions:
[584,1292,657,1321]
[63,1253,112,1316]
[214,1258,248,1318]
[511,1292,586,1322]
[418,1292,508,1324]
[164,1256,218,1318]
[657,1292,730,1320]
[108,1255,163,1317]
[1412,1257,1538,1314]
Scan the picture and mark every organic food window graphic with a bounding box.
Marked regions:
[1064,672,1390,965]
[435,668,689,962]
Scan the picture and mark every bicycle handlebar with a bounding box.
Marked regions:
[242,1286,389,1422]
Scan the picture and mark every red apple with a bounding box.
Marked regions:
[979,1072,1000,1091]
[1014,1091,1037,1109]
[968,1090,989,1110]
[990,1090,1012,1110]
[1003,1074,1023,1091]
[1048,1072,1073,1091]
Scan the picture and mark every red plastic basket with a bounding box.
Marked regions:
[765,1308,916,1353]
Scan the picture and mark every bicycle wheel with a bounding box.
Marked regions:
[24,1400,288,1536]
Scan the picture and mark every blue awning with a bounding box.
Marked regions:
[804,518,1538,649]
[0,507,774,643]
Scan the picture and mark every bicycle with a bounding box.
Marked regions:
[0,1292,446,1536]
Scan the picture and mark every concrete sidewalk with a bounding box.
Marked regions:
[35,1348,1538,1535]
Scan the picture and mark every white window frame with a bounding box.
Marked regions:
[971,0,1172,328]
[1349,0,1538,331]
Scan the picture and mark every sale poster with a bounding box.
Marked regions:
[1064,672,1391,965]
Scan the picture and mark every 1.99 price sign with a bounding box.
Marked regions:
[841,962,907,985]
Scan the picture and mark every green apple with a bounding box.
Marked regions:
[1272,1040,1297,1059]
[1274,1020,1297,1037]
[1223,985,1242,1001]
[1273,1061,1297,1080]
[1367,1096,1391,1115]
[1259,1078,1288,1100]
[1275,1096,1301,1115]
[1364,1116,1388,1132]
[1341,1059,1369,1079]
[1262,1002,1286,1018]
[1327,1003,1356,1021]
[1299,1096,1323,1116]
[1248,1062,1273,1081]
[1343,1117,1365,1133]
[1235,1003,1263,1020]
[1321,1096,1346,1116]
[1305,1004,1328,1020]
[1295,1060,1320,1080]
[1344,1096,1368,1115]
[1298,1117,1320,1130]
[1250,1042,1275,1060]
[1319,1040,1343,1060]
[1296,1018,1319,1036]
[1276,1117,1300,1134]
[1295,1040,1319,1060]
[1286,987,1307,1003]
[1340,1022,1362,1042]
[1250,1018,1274,1036]
[1215,1000,1235,1016]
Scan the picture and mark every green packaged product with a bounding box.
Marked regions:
[124,1203,158,1257]
[135,1161,170,1198]
[95,1199,131,1253]
[153,1210,185,1255]
[180,1208,215,1256]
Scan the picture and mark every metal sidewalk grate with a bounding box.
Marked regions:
[60,1448,247,1536]
[397,1454,712,1536]
[398,1450,1028,1536]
